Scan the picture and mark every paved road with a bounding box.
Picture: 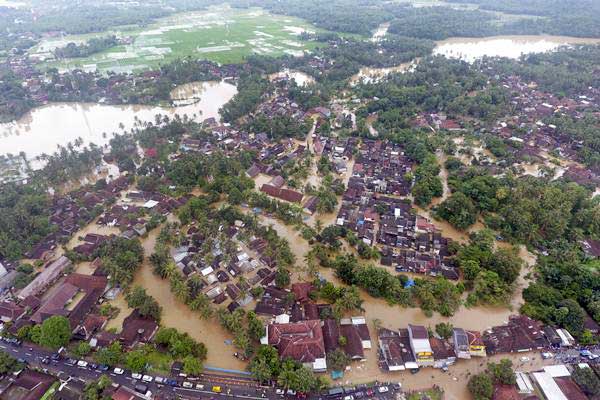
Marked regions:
[0,341,401,400]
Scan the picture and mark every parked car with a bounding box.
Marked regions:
[275,389,285,396]
[113,367,124,375]
[41,357,50,365]
[154,377,165,384]
[343,395,354,400]
[142,375,153,383]
[65,359,76,366]
[377,386,389,393]
[131,373,142,380]
[212,386,222,393]
[182,381,194,388]
[166,379,178,387]
[98,364,110,372]
[195,384,205,390]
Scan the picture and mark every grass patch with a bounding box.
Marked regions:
[145,348,174,375]
[407,388,444,400]
[33,5,326,73]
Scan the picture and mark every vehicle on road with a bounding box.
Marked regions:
[195,384,205,390]
[41,357,50,364]
[98,364,110,371]
[142,375,153,383]
[343,395,354,400]
[276,388,285,396]
[65,358,76,366]
[131,373,142,380]
[77,360,88,368]
[166,379,178,387]
[212,386,222,393]
[155,377,165,384]
[113,367,124,375]
[183,381,194,388]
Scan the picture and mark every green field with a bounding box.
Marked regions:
[31,5,322,73]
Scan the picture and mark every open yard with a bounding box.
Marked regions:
[31,5,322,73]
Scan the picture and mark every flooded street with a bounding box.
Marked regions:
[0,81,236,159]
[434,35,600,62]
[106,226,248,371]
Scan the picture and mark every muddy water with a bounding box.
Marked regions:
[434,35,600,62]
[0,81,236,159]
[350,60,419,85]
[105,225,247,370]
[268,69,315,86]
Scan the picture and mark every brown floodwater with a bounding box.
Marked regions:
[434,35,600,62]
[0,81,236,159]
[106,226,248,370]
[268,69,315,86]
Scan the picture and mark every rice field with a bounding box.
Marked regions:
[31,5,321,73]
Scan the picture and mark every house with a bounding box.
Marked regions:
[0,370,56,400]
[267,320,327,372]
[430,337,456,368]
[377,328,418,371]
[0,301,26,322]
[408,324,434,366]
[468,330,487,357]
[110,385,151,400]
[532,371,568,400]
[452,328,471,359]
[18,256,72,300]
[119,310,159,348]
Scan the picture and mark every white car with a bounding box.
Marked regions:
[142,375,153,383]
[155,377,165,384]
[182,381,194,388]
[77,360,88,368]
[520,356,530,362]
[195,384,205,390]
[113,367,124,375]
[378,386,389,393]
[131,372,142,380]
[344,396,354,400]
[275,389,285,396]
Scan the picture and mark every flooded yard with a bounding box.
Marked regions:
[107,226,248,371]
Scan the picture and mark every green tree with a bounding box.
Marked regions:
[182,356,203,376]
[572,366,600,397]
[327,348,350,371]
[487,359,516,385]
[125,349,148,373]
[468,373,493,400]
[95,342,123,366]
[435,322,454,339]
[0,352,22,374]
[75,342,92,357]
[38,315,71,350]
[436,192,477,230]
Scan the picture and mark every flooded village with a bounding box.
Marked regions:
[0,3,600,400]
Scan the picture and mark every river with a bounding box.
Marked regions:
[0,80,237,159]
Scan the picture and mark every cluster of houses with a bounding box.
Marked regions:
[484,72,600,187]
[23,176,131,262]
[258,283,372,372]
[378,314,597,374]
[0,255,159,352]
[327,139,458,278]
